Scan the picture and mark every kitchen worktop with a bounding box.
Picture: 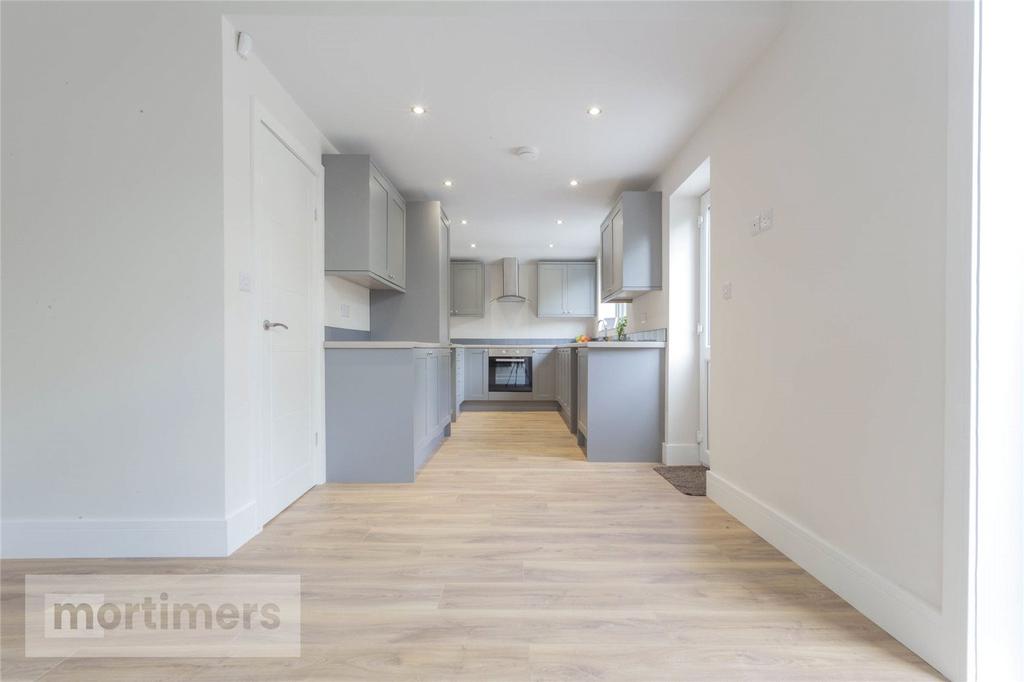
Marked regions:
[325,341,666,350]
[565,341,666,349]
[324,341,450,349]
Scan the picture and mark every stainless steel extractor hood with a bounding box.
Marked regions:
[497,257,526,302]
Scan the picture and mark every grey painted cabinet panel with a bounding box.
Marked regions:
[577,349,589,435]
[565,263,597,316]
[577,347,664,462]
[451,261,484,317]
[436,350,451,427]
[599,191,662,302]
[413,352,428,447]
[537,261,596,318]
[325,155,406,291]
[532,349,554,400]
[369,202,450,343]
[537,263,565,316]
[600,221,614,299]
[369,171,389,278]
[464,349,488,400]
[439,218,450,339]
[327,348,451,484]
[387,196,406,288]
[454,347,465,406]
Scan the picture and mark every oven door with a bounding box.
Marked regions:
[488,356,533,393]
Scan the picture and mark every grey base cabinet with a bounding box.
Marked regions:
[554,347,577,432]
[326,348,451,483]
[464,348,489,400]
[453,347,465,420]
[532,349,555,400]
[575,346,664,462]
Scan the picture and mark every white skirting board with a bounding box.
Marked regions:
[2,503,260,559]
[707,471,952,677]
[661,442,700,465]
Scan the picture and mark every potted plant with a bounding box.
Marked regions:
[615,316,628,341]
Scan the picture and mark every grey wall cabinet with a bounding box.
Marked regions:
[532,349,555,400]
[370,202,451,343]
[450,261,485,317]
[464,348,489,400]
[324,154,406,291]
[537,262,597,317]
[326,348,451,483]
[599,191,662,302]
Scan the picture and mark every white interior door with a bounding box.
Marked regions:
[255,113,320,524]
[698,190,712,467]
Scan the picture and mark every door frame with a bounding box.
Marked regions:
[251,99,326,526]
[697,189,712,467]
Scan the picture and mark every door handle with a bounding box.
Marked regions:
[263,320,289,330]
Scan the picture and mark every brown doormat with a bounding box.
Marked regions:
[654,465,708,496]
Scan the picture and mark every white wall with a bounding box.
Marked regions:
[324,276,370,331]
[449,261,591,340]
[645,3,974,678]
[975,0,1024,677]
[221,16,337,550]
[1,3,227,556]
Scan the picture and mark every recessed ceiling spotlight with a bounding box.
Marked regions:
[569,179,579,187]
[548,243,555,248]
[470,243,477,248]
[443,180,453,187]
[556,219,564,225]
[587,106,603,117]
[410,104,426,115]
[461,219,468,225]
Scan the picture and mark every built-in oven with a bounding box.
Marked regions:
[488,350,533,394]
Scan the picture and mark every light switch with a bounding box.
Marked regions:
[722,282,733,300]
[340,304,351,319]
[238,272,253,292]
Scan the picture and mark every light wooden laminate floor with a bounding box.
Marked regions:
[1,411,939,680]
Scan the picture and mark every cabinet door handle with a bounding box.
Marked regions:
[263,320,289,331]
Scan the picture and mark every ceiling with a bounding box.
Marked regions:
[233,2,788,261]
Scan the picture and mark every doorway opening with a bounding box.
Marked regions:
[697,189,711,467]
[664,157,710,467]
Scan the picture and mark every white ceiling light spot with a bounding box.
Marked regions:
[549,243,555,248]
[556,219,564,225]
[470,243,477,248]
[587,106,602,117]
[410,104,426,115]
[569,179,579,187]
[461,219,468,225]
[443,179,453,187]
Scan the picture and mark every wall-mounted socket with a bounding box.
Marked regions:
[722,282,733,300]
[751,208,774,236]
[238,271,253,292]
[340,303,351,319]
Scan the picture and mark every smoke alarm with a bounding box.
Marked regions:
[514,146,540,161]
